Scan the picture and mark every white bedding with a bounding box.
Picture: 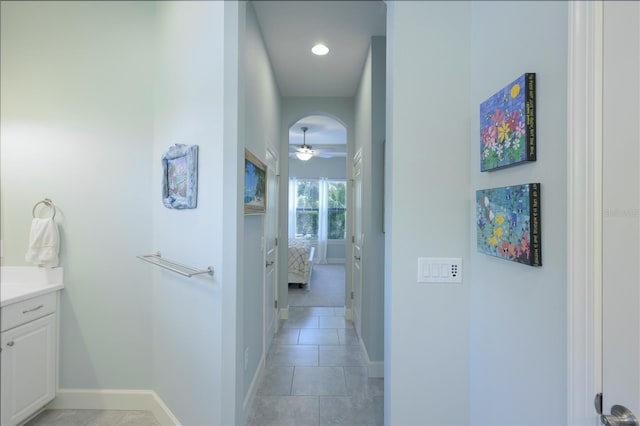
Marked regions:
[288,239,314,285]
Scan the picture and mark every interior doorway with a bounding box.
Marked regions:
[286,115,348,308]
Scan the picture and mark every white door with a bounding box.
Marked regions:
[352,150,363,336]
[264,146,279,353]
[601,1,640,422]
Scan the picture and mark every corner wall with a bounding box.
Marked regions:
[468,2,568,424]
[354,36,386,367]
[0,0,155,390]
[241,0,282,412]
[152,3,228,424]
[385,2,471,424]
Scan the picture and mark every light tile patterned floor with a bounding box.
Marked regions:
[246,307,383,426]
[24,409,160,426]
[22,308,381,426]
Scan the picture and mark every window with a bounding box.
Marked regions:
[293,179,347,240]
[295,180,319,239]
[327,181,346,240]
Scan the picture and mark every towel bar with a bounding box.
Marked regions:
[137,252,214,278]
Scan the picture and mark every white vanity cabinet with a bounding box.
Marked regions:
[1,292,58,426]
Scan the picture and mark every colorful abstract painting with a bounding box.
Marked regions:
[480,73,536,171]
[476,183,541,266]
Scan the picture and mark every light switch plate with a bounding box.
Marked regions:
[417,257,462,283]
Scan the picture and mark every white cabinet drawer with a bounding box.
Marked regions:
[1,292,56,332]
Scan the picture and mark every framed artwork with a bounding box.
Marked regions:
[162,144,198,209]
[244,149,267,215]
[476,183,541,266]
[480,73,536,171]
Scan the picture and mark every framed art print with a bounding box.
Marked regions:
[162,143,198,209]
[476,183,541,266]
[480,73,536,171]
[244,149,267,215]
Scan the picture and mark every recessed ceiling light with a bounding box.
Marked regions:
[311,44,329,56]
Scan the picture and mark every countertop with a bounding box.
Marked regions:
[1,266,64,307]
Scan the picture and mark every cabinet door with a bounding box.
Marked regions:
[1,313,56,426]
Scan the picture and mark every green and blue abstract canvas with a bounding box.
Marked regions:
[476,183,541,266]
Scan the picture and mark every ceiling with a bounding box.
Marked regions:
[252,0,387,98]
[252,1,386,160]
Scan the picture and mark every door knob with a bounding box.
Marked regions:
[601,405,638,426]
[265,260,274,267]
[354,256,361,261]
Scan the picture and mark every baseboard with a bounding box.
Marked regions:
[279,307,288,320]
[326,258,346,264]
[242,355,264,416]
[48,389,180,426]
[358,337,384,379]
[345,308,353,321]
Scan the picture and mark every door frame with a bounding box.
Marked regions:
[567,1,603,424]
[351,148,364,335]
[264,144,280,356]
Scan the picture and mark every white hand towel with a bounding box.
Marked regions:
[25,217,60,267]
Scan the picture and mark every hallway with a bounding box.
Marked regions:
[246,307,383,426]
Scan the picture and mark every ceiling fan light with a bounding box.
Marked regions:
[295,126,313,161]
[296,150,313,161]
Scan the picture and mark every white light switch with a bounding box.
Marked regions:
[417,257,462,283]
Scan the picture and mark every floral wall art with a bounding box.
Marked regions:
[480,73,536,171]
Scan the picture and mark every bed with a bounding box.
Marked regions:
[288,239,315,288]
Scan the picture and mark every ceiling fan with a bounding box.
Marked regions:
[295,126,314,161]
[291,126,347,160]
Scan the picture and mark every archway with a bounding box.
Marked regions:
[285,115,348,309]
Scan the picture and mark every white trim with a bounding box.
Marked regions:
[358,334,384,378]
[345,308,353,321]
[326,258,346,264]
[242,355,264,414]
[279,307,288,320]
[567,1,603,425]
[48,389,180,426]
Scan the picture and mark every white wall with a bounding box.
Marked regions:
[354,37,386,365]
[279,97,354,308]
[385,2,471,424]
[152,3,228,425]
[0,1,154,389]
[386,1,568,425]
[241,0,281,412]
[1,2,241,425]
[289,157,346,179]
[468,2,568,424]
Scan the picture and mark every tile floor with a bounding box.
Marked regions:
[24,409,159,426]
[246,307,384,426]
[22,307,380,426]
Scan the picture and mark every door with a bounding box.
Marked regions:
[264,146,279,353]
[601,1,640,423]
[352,149,363,336]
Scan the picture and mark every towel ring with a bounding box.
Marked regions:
[32,198,56,220]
